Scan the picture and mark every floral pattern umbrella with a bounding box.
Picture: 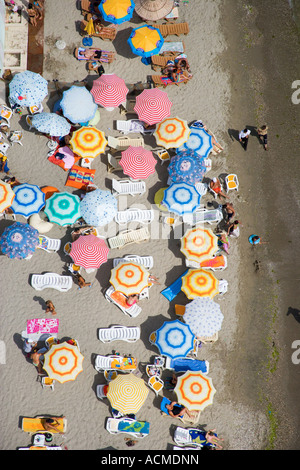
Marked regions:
[70,234,109,270]
[128,25,164,58]
[168,150,206,185]
[11,183,45,218]
[178,127,213,158]
[154,117,190,149]
[0,181,15,213]
[183,297,224,338]
[9,70,48,108]
[44,192,81,226]
[134,88,172,125]
[70,126,107,158]
[43,342,84,384]
[0,222,39,259]
[99,0,135,24]
[162,183,201,216]
[90,74,129,109]
[109,261,150,296]
[60,86,97,124]
[174,371,216,411]
[31,112,71,137]
[80,189,117,227]
[120,146,157,180]
[181,269,219,299]
[154,320,195,359]
[180,227,219,264]
[106,373,149,415]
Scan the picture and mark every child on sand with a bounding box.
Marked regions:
[45,300,57,315]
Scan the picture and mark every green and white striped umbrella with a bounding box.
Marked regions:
[44,192,81,226]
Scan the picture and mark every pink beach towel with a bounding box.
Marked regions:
[26,318,59,334]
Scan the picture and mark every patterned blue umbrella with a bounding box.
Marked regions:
[80,189,117,227]
[177,127,213,158]
[0,222,39,259]
[11,183,45,218]
[155,320,195,359]
[183,298,224,338]
[31,112,71,137]
[168,150,206,185]
[9,70,48,108]
[60,86,97,124]
[162,182,201,216]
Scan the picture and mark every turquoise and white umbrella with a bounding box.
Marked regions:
[155,320,195,359]
[44,192,81,226]
[177,128,213,158]
[11,183,45,218]
[162,182,201,216]
[183,297,224,338]
[80,189,117,227]
[9,70,48,108]
[31,112,71,137]
[60,86,98,124]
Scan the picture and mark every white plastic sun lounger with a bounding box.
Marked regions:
[36,235,61,253]
[113,254,154,270]
[107,227,150,249]
[173,427,204,449]
[108,135,144,151]
[31,273,73,292]
[185,254,228,271]
[112,179,146,197]
[182,207,223,226]
[95,354,137,372]
[98,325,141,343]
[116,120,154,135]
[106,417,150,438]
[105,285,142,317]
[115,208,154,226]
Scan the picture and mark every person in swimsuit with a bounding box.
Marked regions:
[210,177,228,200]
[126,294,139,306]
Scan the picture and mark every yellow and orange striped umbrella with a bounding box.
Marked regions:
[180,227,219,264]
[109,262,150,296]
[43,342,84,383]
[0,181,15,213]
[70,126,107,158]
[154,117,190,149]
[174,372,216,411]
[107,373,149,414]
[181,269,219,299]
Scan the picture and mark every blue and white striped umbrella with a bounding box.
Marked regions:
[9,70,48,108]
[177,128,213,158]
[11,183,45,218]
[168,150,206,185]
[80,189,117,227]
[60,86,98,124]
[183,297,224,338]
[155,320,195,359]
[31,112,71,137]
[162,182,201,216]
[44,192,81,226]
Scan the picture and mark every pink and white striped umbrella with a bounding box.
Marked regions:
[69,234,109,269]
[120,146,157,180]
[134,88,173,125]
[90,74,129,108]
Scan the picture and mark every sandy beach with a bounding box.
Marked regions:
[1,0,300,452]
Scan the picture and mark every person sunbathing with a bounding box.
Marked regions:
[126,294,139,306]
[79,49,102,60]
[42,417,65,434]
[210,177,228,199]
[30,350,44,374]
[166,401,197,420]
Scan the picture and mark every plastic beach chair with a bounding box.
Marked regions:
[107,227,150,249]
[164,356,209,374]
[106,417,150,438]
[116,120,145,135]
[152,22,189,38]
[21,416,67,434]
[160,270,188,301]
[182,207,223,226]
[225,174,239,192]
[108,135,144,151]
[94,354,137,372]
[105,285,142,317]
[107,153,123,173]
[31,273,73,292]
[98,325,141,343]
[113,254,154,270]
[112,179,146,197]
[160,397,201,424]
[115,208,154,226]
[37,235,61,253]
[186,255,228,271]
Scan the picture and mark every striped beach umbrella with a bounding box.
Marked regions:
[0,181,15,213]
[154,117,190,149]
[135,0,174,21]
[0,222,39,259]
[99,0,135,24]
[31,112,71,137]
[134,88,172,125]
[70,234,109,270]
[43,342,84,384]
[9,70,48,107]
[60,86,97,124]
[44,192,81,226]
[178,127,213,158]
[154,320,195,359]
[109,262,150,296]
[90,74,129,109]
[174,372,216,411]
[183,297,224,338]
[120,146,156,180]
[128,25,164,58]
[107,373,149,414]
[11,183,45,218]
[168,151,206,185]
[80,189,117,226]
[162,183,200,216]
[180,227,219,265]
[181,269,219,299]
[70,126,107,158]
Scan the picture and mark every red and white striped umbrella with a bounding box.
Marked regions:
[134,88,172,125]
[90,74,129,108]
[120,146,157,180]
[69,234,109,269]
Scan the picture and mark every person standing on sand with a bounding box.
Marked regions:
[257,124,268,150]
[45,300,57,315]
[239,128,251,151]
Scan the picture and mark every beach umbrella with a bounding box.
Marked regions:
[168,151,206,186]
[183,297,224,338]
[43,342,84,384]
[109,262,150,296]
[133,88,172,125]
[0,222,39,259]
[174,371,216,411]
[80,189,117,226]
[154,320,195,359]
[180,227,219,265]
[162,183,201,216]
[119,146,157,180]
[134,0,174,21]
[70,126,107,158]
[99,0,135,24]
[44,192,81,226]
[181,269,219,299]
[60,86,98,124]
[31,112,71,137]
[9,70,48,108]
[90,74,129,109]
[128,25,164,58]
[178,127,213,158]
[11,183,45,218]
[0,181,15,213]
[107,373,149,414]
[154,117,190,149]
[70,234,109,270]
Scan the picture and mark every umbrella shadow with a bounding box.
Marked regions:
[113,27,137,59]
[287,307,300,324]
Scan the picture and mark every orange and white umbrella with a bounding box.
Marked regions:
[154,117,190,149]
[69,126,107,158]
[134,88,172,125]
[43,342,84,383]
[107,373,149,414]
[90,74,129,108]
[181,269,219,299]
[0,181,15,213]
[174,371,216,411]
[180,227,219,264]
[70,234,109,270]
[120,146,157,180]
[109,262,150,296]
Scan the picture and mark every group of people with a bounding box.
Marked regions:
[162,54,193,83]
[239,125,268,151]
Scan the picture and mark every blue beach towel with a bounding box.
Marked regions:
[160,270,188,301]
